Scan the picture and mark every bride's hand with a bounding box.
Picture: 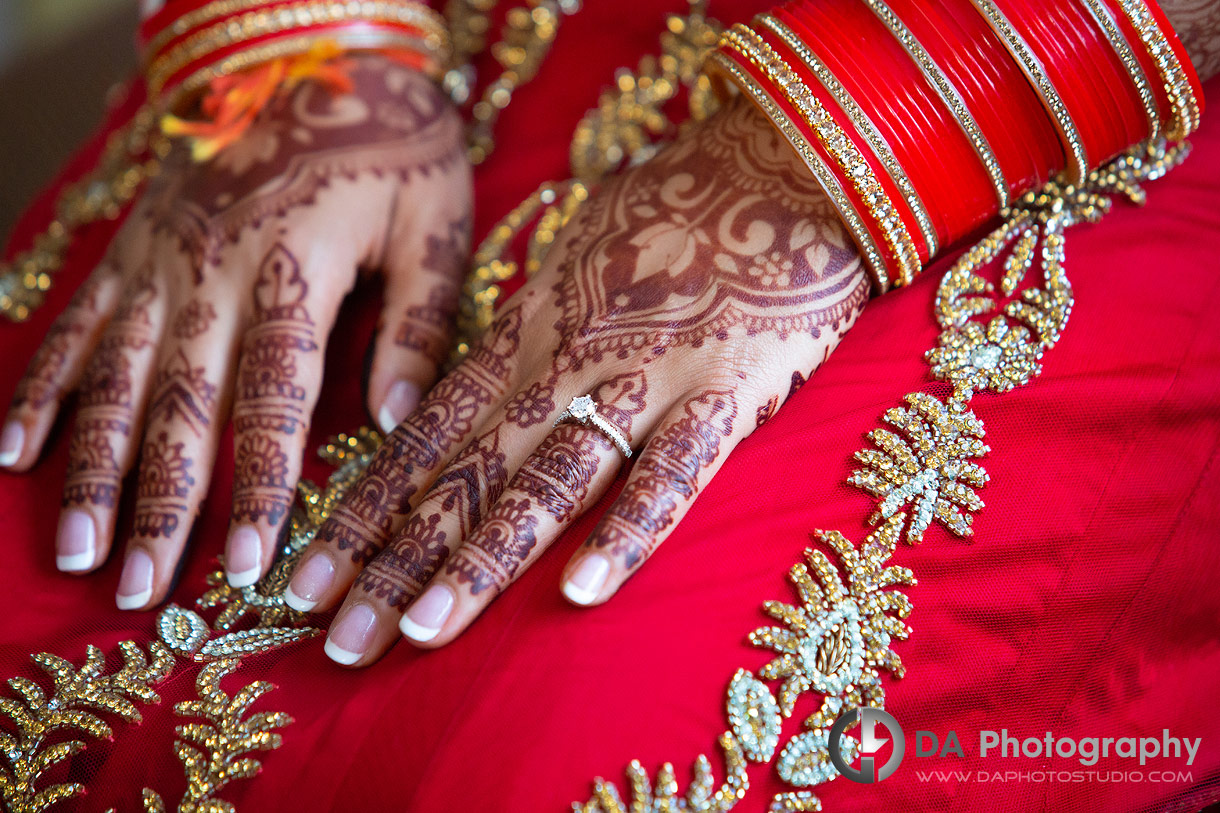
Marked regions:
[288,95,872,665]
[0,55,471,608]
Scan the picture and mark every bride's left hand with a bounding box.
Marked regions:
[287,95,873,665]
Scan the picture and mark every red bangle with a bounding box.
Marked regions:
[891,0,1063,194]
[1110,0,1205,140]
[785,0,998,245]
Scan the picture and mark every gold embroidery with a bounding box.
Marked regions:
[0,642,175,812]
[141,658,293,813]
[577,515,914,813]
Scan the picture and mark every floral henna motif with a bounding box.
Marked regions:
[172,300,217,339]
[231,243,317,526]
[546,97,869,379]
[505,381,556,428]
[443,497,542,596]
[146,57,465,279]
[134,432,197,538]
[592,388,738,569]
[356,512,451,608]
[317,307,523,566]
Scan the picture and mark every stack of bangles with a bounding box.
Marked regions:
[139,0,451,123]
[708,0,1204,291]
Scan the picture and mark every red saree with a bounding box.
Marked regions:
[1,2,1218,810]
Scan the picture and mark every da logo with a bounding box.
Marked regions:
[828,707,905,783]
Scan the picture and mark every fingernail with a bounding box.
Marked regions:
[56,510,96,572]
[225,525,263,588]
[0,422,24,467]
[325,603,377,665]
[115,549,154,610]
[377,379,420,435]
[562,553,611,606]
[284,554,334,612]
[399,584,454,642]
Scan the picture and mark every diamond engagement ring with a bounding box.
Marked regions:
[553,395,633,458]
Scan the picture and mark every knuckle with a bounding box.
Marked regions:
[517,444,594,519]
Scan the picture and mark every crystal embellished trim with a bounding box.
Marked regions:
[857,0,1011,208]
[969,0,1090,183]
[719,24,923,286]
[1112,0,1201,141]
[758,14,940,259]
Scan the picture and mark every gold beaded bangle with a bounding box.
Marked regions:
[1112,0,1201,141]
[706,51,891,291]
[1078,0,1161,143]
[969,0,1089,183]
[148,0,450,100]
[720,24,922,286]
[758,13,940,260]
[858,0,1010,209]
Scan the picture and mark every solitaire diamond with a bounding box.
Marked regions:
[568,395,596,420]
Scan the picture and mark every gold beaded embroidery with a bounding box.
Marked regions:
[858,0,1010,208]
[758,13,941,259]
[969,0,1090,183]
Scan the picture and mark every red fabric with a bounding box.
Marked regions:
[2,2,1219,810]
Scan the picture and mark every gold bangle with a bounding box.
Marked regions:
[858,0,1010,209]
[144,0,281,63]
[1112,0,1201,141]
[758,13,940,260]
[148,0,450,99]
[720,24,922,287]
[164,28,438,111]
[1078,0,1161,143]
[706,51,891,291]
[969,0,1089,183]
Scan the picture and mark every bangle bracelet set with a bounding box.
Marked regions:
[709,0,1204,291]
[139,0,452,111]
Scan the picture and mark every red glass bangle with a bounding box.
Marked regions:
[784,0,998,245]
[893,0,1064,194]
[1098,0,1174,129]
[1031,0,1149,165]
[142,1,306,66]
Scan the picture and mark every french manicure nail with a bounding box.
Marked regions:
[562,553,611,606]
[284,554,334,612]
[0,422,24,467]
[225,525,263,588]
[324,603,377,665]
[399,585,454,642]
[56,510,97,572]
[115,549,154,610]
[377,379,421,435]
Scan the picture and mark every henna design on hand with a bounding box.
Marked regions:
[171,299,217,339]
[544,97,869,383]
[391,215,468,364]
[756,395,779,428]
[133,431,197,538]
[443,497,541,595]
[146,57,466,279]
[147,349,218,437]
[317,305,523,566]
[231,242,317,525]
[592,388,738,569]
